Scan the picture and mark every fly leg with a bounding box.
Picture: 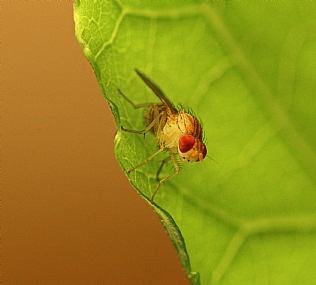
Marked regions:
[127,148,164,174]
[120,111,164,135]
[118,88,163,135]
[118,89,155,109]
[151,152,180,204]
[156,156,171,182]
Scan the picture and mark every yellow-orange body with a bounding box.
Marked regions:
[145,104,205,162]
[119,69,207,203]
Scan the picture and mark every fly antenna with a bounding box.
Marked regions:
[207,155,218,164]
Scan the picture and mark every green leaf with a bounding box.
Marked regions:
[74,1,316,284]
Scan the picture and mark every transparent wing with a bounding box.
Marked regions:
[135,69,177,114]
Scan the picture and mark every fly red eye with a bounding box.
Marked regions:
[179,135,195,153]
[201,143,207,159]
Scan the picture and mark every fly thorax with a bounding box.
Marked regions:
[160,114,183,152]
[159,111,197,152]
[177,111,196,134]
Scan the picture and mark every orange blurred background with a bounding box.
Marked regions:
[2,2,189,284]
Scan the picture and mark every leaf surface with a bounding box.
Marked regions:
[74,2,316,284]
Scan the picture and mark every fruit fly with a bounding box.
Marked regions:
[118,69,207,204]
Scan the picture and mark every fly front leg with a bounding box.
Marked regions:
[150,152,180,204]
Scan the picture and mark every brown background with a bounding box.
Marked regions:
[2,2,189,284]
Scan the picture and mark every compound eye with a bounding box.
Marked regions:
[179,135,195,153]
[202,143,207,159]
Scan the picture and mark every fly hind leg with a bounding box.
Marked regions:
[118,89,163,136]
[118,89,155,109]
[120,112,164,135]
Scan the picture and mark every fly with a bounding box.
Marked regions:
[118,69,207,204]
